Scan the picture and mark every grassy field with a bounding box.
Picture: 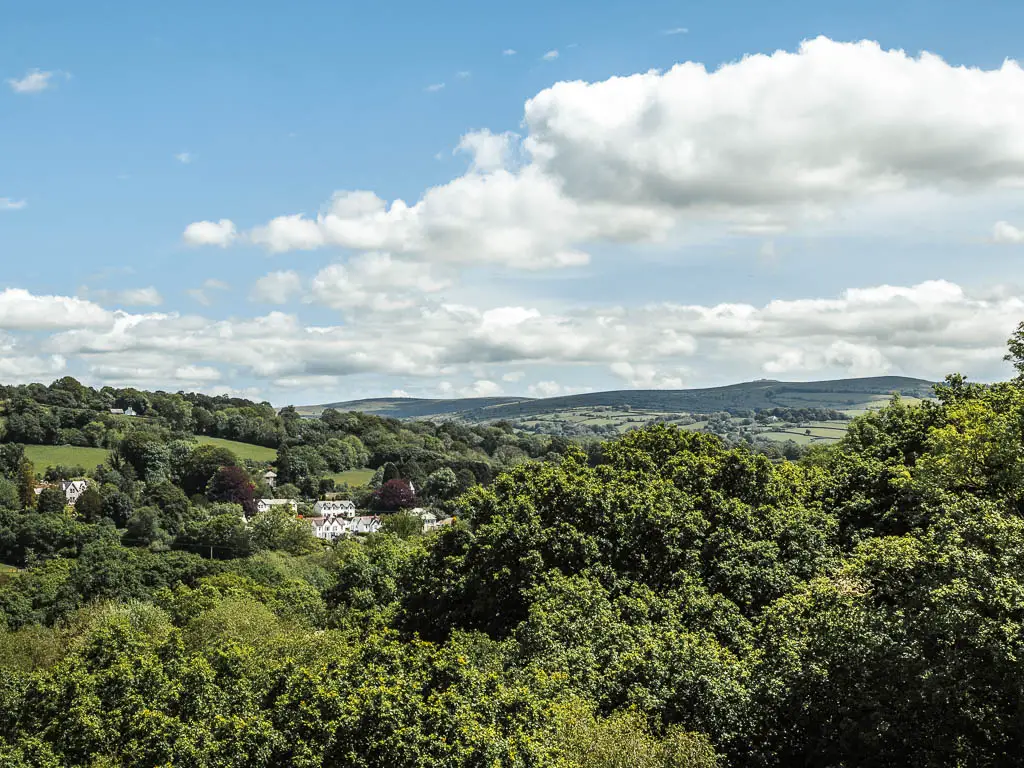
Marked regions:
[195,436,277,463]
[23,444,111,471]
[328,468,375,487]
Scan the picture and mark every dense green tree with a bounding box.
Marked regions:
[35,487,66,514]
[74,487,104,522]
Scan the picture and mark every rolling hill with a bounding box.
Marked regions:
[300,376,935,424]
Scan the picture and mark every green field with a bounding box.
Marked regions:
[328,468,375,486]
[23,444,111,471]
[195,436,277,462]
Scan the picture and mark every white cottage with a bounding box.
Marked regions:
[263,470,278,488]
[309,513,350,541]
[34,479,90,506]
[256,498,299,515]
[350,515,383,535]
[62,480,90,505]
[314,499,356,518]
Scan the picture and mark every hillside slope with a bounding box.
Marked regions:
[302,376,935,422]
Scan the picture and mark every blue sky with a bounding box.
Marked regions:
[4,0,1024,404]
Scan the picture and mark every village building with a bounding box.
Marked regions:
[313,499,356,518]
[256,498,299,515]
[309,513,350,541]
[34,479,90,506]
[263,470,278,489]
[350,515,383,535]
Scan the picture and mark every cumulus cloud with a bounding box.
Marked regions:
[0,198,26,211]
[7,69,55,93]
[0,289,112,331]
[542,50,559,61]
[462,379,503,397]
[610,362,687,389]
[309,253,450,312]
[81,287,163,308]
[251,271,303,304]
[240,168,665,268]
[425,83,445,93]
[184,219,237,247]
[527,380,592,397]
[455,129,519,173]
[993,221,1024,243]
[524,38,1024,221]
[188,38,1024,276]
[502,370,526,382]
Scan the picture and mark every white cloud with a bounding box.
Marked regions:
[425,83,445,92]
[663,27,688,35]
[0,289,112,331]
[542,50,559,61]
[184,219,237,247]
[81,287,163,308]
[993,220,1024,243]
[7,69,54,93]
[190,38,1024,278]
[0,198,26,211]
[527,380,592,397]
[523,37,1024,221]
[309,252,450,312]
[462,379,503,397]
[391,388,411,397]
[610,362,686,389]
[455,129,518,173]
[13,278,1024,394]
[175,151,193,164]
[502,371,526,382]
[502,49,517,56]
[251,271,303,304]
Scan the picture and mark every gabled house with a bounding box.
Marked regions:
[309,513,350,541]
[34,479,90,506]
[314,499,356,518]
[263,470,278,489]
[256,498,299,515]
[109,408,125,415]
[350,515,382,535]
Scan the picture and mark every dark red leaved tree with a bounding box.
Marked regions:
[207,465,257,517]
[373,478,417,511]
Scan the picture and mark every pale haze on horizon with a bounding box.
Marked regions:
[3,0,1024,406]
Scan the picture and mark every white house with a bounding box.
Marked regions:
[350,515,383,535]
[256,498,299,515]
[109,408,124,415]
[411,507,440,531]
[314,499,356,518]
[34,479,90,506]
[263,470,278,488]
[123,407,137,417]
[109,407,137,417]
[309,513,350,541]
[62,480,90,505]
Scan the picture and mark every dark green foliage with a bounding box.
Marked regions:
[35,487,66,514]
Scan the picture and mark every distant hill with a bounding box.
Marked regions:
[299,376,935,423]
[294,396,533,420]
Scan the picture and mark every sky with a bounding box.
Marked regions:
[4,0,1024,406]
